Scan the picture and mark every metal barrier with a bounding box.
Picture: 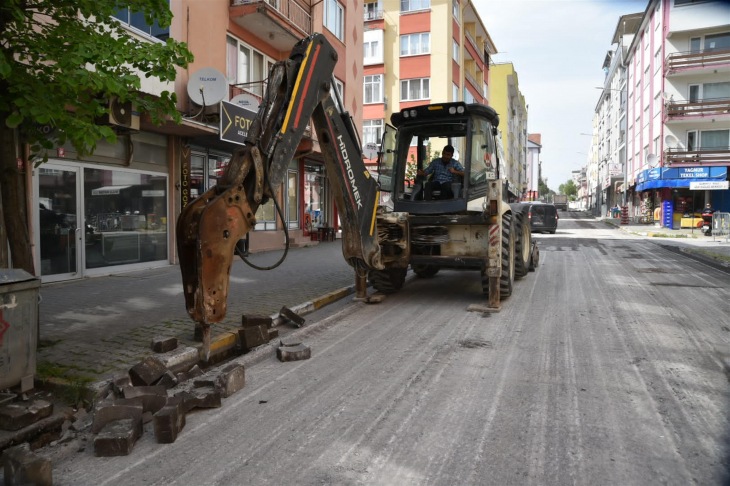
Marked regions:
[712,212,730,242]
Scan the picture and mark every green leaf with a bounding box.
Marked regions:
[6,113,23,128]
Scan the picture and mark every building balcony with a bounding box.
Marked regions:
[664,146,730,166]
[665,47,730,75]
[230,0,311,51]
[464,70,483,97]
[665,97,730,121]
[364,9,383,21]
[465,30,478,56]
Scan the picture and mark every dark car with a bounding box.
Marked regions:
[514,203,558,234]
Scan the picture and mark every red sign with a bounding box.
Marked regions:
[16,158,23,170]
[0,310,9,348]
[57,147,65,158]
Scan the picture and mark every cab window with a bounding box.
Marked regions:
[469,117,496,186]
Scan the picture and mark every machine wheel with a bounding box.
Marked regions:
[529,243,539,272]
[549,229,556,234]
[500,212,515,298]
[370,267,407,294]
[514,212,531,279]
[412,264,439,278]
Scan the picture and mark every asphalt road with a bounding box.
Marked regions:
[53,212,730,485]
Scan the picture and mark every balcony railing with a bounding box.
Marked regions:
[665,47,730,73]
[664,146,730,165]
[364,9,383,20]
[465,30,478,55]
[464,70,483,97]
[231,0,311,35]
[665,97,730,118]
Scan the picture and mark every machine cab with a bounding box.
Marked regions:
[378,102,500,214]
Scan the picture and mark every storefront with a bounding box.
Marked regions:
[32,132,171,282]
[635,166,729,228]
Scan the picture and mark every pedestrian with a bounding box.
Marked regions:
[417,145,465,200]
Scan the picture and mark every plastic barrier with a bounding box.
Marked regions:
[620,206,630,225]
[712,212,730,242]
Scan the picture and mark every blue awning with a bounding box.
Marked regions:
[636,178,724,191]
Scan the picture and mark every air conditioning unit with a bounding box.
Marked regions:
[101,96,140,131]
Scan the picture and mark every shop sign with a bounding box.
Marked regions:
[220,100,255,146]
[142,190,165,197]
[662,167,727,179]
[637,170,648,184]
[689,181,729,190]
[57,147,65,158]
[16,158,23,170]
[647,168,661,180]
[678,167,710,178]
[608,163,622,175]
[181,146,191,209]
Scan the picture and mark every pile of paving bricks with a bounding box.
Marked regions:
[91,336,246,457]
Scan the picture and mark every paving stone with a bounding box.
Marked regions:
[0,400,54,431]
[280,306,305,327]
[241,314,273,328]
[151,336,178,353]
[154,371,179,389]
[129,357,168,386]
[94,418,143,457]
[3,443,52,486]
[122,385,167,398]
[176,387,222,413]
[175,364,203,384]
[215,364,246,398]
[277,344,311,362]
[155,347,200,374]
[239,324,269,352]
[116,395,167,415]
[112,371,132,395]
[153,397,186,444]
[142,411,154,424]
[268,328,279,340]
[92,404,143,434]
[280,337,302,347]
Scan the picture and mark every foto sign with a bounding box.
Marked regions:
[689,181,729,190]
[220,100,256,146]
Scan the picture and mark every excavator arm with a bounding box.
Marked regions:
[177,34,382,358]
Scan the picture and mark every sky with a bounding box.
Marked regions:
[475,0,648,191]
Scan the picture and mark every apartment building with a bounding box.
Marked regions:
[624,0,730,225]
[361,0,497,165]
[490,63,528,199]
[589,13,642,216]
[25,0,363,282]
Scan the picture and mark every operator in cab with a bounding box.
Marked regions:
[417,145,465,200]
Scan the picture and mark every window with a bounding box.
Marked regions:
[705,32,730,53]
[400,33,430,56]
[643,65,650,88]
[676,0,718,5]
[364,40,380,63]
[689,84,700,102]
[452,0,459,20]
[654,49,661,73]
[643,145,649,165]
[470,117,496,184]
[701,129,730,149]
[364,75,383,104]
[227,37,269,97]
[690,37,702,53]
[325,0,345,41]
[653,92,661,114]
[453,40,459,63]
[363,119,384,146]
[704,82,730,99]
[401,0,429,12]
[654,136,660,156]
[687,130,697,151]
[453,83,459,101]
[401,78,430,101]
[112,1,170,41]
[464,89,475,104]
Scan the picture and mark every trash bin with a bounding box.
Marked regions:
[0,270,40,392]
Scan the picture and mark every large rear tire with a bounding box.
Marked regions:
[370,267,407,294]
[514,212,531,279]
[412,264,439,278]
[500,212,515,298]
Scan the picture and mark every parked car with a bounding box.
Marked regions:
[514,203,558,234]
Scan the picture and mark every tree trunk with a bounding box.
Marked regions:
[0,113,35,274]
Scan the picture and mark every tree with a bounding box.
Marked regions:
[538,176,554,200]
[0,0,193,273]
[558,179,578,198]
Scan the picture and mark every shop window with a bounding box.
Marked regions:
[288,171,299,229]
[255,199,276,231]
[83,168,168,269]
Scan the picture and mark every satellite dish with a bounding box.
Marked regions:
[647,154,659,168]
[362,142,378,160]
[187,68,227,106]
[665,134,679,149]
[230,93,260,112]
[661,92,672,101]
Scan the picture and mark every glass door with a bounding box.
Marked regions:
[35,164,82,282]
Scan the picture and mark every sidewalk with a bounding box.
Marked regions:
[597,214,730,263]
[37,241,354,383]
